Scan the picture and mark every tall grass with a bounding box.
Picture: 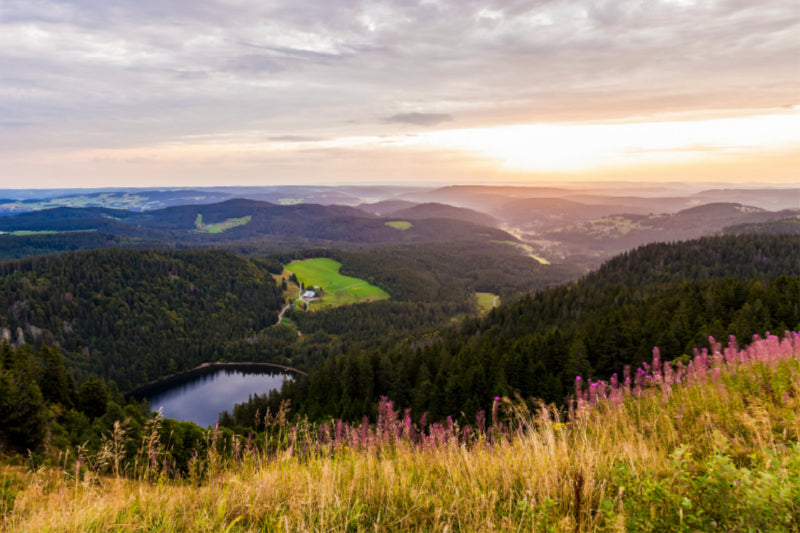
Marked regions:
[3,332,799,532]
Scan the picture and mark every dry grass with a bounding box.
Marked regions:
[4,337,800,532]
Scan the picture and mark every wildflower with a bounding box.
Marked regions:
[492,397,500,428]
[475,410,485,434]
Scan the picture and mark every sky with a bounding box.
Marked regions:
[1,0,798,189]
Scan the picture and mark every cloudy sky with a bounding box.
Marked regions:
[1,0,798,188]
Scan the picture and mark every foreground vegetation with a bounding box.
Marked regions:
[3,332,799,531]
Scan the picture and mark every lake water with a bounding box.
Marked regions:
[141,367,291,427]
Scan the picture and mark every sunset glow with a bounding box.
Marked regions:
[408,111,800,173]
[0,0,797,188]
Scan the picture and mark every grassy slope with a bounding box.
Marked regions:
[286,258,390,308]
[385,220,413,230]
[194,214,252,233]
[476,292,499,313]
[4,333,799,532]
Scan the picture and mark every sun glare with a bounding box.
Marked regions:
[409,111,800,173]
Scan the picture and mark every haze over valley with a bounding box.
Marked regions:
[2,183,797,268]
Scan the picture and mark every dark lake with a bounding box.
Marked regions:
[138,366,292,427]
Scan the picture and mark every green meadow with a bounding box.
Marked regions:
[286,258,390,308]
[194,214,252,233]
[385,220,412,230]
[1,230,96,236]
[476,292,499,313]
[4,230,60,236]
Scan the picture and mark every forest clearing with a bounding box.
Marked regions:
[286,258,390,309]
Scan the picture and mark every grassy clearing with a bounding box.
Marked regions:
[385,220,412,231]
[194,214,252,234]
[0,230,99,237]
[286,258,389,309]
[4,333,799,531]
[476,292,499,313]
[3,230,60,236]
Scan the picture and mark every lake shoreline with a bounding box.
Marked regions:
[128,361,306,400]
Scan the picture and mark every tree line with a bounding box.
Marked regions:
[222,234,800,430]
[0,248,285,391]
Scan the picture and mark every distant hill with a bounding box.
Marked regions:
[398,185,573,214]
[723,216,800,236]
[563,194,699,213]
[543,203,800,257]
[388,202,498,227]
[0,185,423,216]
[492,197,623,228]
[0,199,518,251]
[0,189,235,215]
[398,185,800,226]
[694,188,800,211]
[355,200,419,216]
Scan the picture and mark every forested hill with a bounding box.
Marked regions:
[240,234,800,425]
[0,249,284,391]
[583,233,800,287]
[0,232,171,261]
[0,198,517,248]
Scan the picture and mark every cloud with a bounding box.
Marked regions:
[268,135,325,143]
[383,113,453,126]
[0,0,797,186]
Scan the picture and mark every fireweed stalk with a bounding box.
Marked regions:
[574,331,800,410]
[4,330,800,532]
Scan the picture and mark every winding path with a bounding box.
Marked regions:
[274,303,292,326]
[274,303,302,336]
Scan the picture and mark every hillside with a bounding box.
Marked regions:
[333,241,576,302]
[0,249,285,391]
[354,199,419,216]
[543,203,800,257]
[0,185,419,216]
[724,216,800,236]
[1,232,799,530]
[387,202,498,227]
[3,332,798,531]
[400,184,800,215]
[0,232,170,261]
[492,197,617,229]
[583,233,800,287]
[0,189,234,215]
[231,233,800,423]
[0,198,518,250]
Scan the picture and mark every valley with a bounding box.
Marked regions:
[1,184,796,270]
[4,0,797,527]
[0,185,798,531]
